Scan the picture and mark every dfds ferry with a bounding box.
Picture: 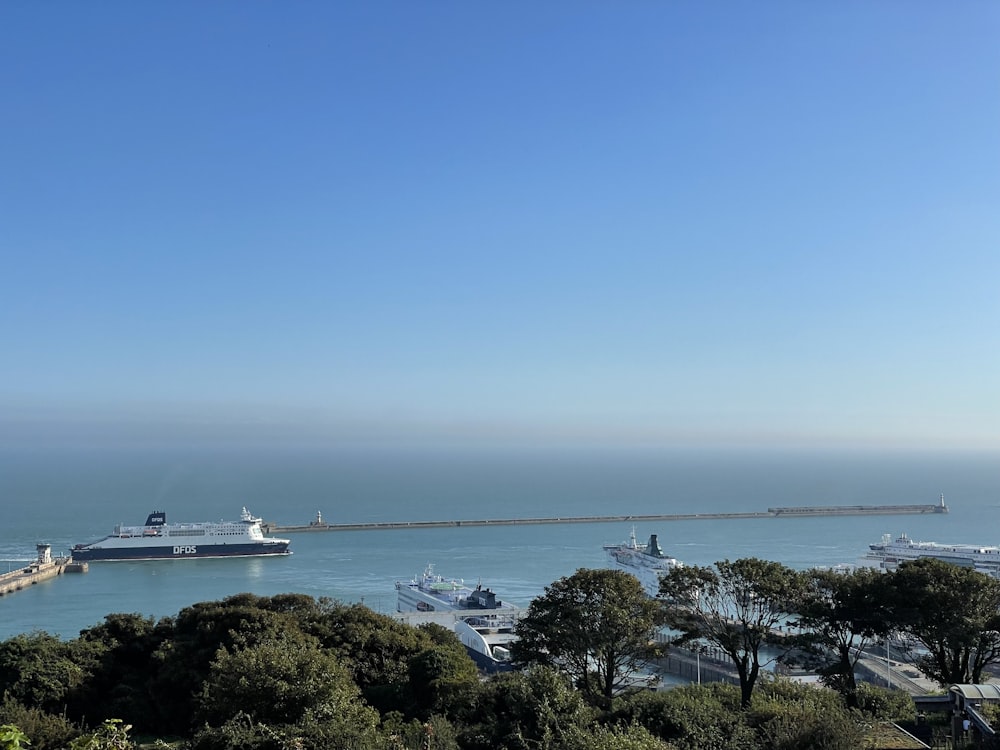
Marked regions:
[71,507,291,561]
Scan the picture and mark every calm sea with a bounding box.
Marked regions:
[1,442,997,641]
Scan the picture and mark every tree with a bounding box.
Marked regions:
[511,568,665,706]
[197,636,371,728]
[0,696,80,750]
[148,594,317,731]
[788,567,890,707]
[194,636,381,750]
[658,558,804,709]
[407,641,479,719]
[460,666,594,750]
[315,603,436,700]
[884,557,1000,685]
[750,678,867,750]
[72,613,167,731]
[0,632,88,714]
[610,684,758,750]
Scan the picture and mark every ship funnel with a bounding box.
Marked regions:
[646,535,665,558]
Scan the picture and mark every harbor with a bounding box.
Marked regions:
[262,500,948,534]
[0,545,88,597]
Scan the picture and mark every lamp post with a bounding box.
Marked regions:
[694,645,708,685]
[885,638,891,689]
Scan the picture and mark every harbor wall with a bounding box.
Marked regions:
[262,503,947,534]
[0,558,88,597]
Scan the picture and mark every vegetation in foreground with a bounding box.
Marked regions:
[2,555,989,749]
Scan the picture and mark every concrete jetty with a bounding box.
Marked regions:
[262,501,948,534]
[0,544,88,597]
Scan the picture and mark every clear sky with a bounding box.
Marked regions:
[3,3,999,450]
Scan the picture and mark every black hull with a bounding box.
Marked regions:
[71,542,291,562]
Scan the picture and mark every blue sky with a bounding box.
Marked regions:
[3,3,999,449]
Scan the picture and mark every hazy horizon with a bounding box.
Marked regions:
[4,3,998,452]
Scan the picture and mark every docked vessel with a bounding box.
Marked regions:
[395,564,520,671]
[395,564,515,613]
[71,507,291,561]
[604,528,682,597]
[857,532,1000,579]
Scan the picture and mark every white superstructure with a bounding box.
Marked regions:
[394,564,521,672]
[72,507,291,561]
[604,528,682,597]
[857,533,1000,579]
[395,564,515,613]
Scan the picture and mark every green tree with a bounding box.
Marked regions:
[314,603,436,708]
[407,640,479,719]
[511,568,665,706]
[658,558,804,709]
[461,666,594,750]
[788,567,890,707]
[884,557,1000,685]
[852,683,915,722]
[564,722,672,750]
[0,633,87,715]
[0,697,79,750]
[72,613,167,731]
[197,636,372,728]
[148,594,316,731]
[612,683,758,750]
[750,679,863,750]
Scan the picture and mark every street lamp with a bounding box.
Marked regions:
[695,645,708,685]
[885,638,891,689]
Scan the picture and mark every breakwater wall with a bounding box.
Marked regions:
[0,558,88,597]
[262,502,947,534]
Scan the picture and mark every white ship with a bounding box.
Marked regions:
[395,564,515,613]
[71,507,291,561]
[395,564,520,672]
[857,532,1000,578]
[604,528,682,597]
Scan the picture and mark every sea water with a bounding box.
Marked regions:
[1,442,997,641]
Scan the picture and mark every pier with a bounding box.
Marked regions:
[0,545,88,597]
[262,501,948,534]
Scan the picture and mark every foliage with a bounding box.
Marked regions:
[610,684,757,750]
[313,603,438,706]
[148,594,314,731]
[72,614,167,731]
[852,683,915,722]
[0,698,79,750]
[69,719,133,750]
[564,722,672,750]
[659,558,805,708]
[0,725,29,750]
[884,558,1000,685]
[460,666,594,750]
[512,568,665,705]
[752,702,862,750]
[196,635,376,731]
[787,567,890,707]
[191,706,383,750]
[406,640,479,720]
[0,633,89,714]
[749,679,865,750]
[381,714,460,750]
